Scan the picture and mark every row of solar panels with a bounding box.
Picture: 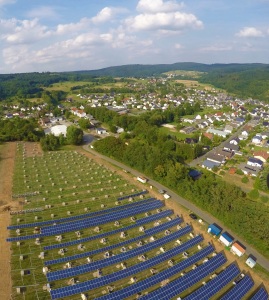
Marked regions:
[8,194,152,230]
[50,235,209,299]
[7,199,163,241]
[117,189,148,201]
[44,209,175,256]
[47,224,193,281]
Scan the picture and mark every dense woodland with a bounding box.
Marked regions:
[92,109,269,258]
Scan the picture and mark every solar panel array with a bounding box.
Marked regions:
[8,196,154,230]
[183,263,240,300]
[139,252,227,300]
[42,199,163,236]
[47,225,193,281]
[220,274,254,300]
[250,287,269,300]
[7,199,163,241]
[50,235,206,299]
[45,215,181,266]
[93,244,217,300]
[117,189,148,201]
[44,209,173,251]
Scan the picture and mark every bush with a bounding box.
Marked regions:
[260,196,269,203]
[248,189,260,200]
[219,170,225,176]
[236,169,244,175]
[241,176,249,184]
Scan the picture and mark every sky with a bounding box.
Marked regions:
[0,0,269,74]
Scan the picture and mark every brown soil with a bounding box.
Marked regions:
[0,142,19,300]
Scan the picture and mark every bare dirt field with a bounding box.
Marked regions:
[0,142,19,300]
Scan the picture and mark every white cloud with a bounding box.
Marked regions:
[1,18,51,44]
[137,0,184,13]
[200,45,232,51]
[92,6,128,24]
[175,43,183,49]
[56,18,91,35]
[0,0,16,6]
[125,11,203,32]
[26,6,60,20]
[236,27,264,37]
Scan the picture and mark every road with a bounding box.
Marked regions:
[82,144,269,273]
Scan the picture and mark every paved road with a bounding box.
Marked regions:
[82,144,269,273]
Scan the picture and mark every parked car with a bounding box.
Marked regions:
[189,213,198,220]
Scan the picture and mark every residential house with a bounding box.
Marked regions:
[253,150,269,163]
[96,128,107,135]
[201,160,221,170]
[247,157,263,168]
[229,137,240,145]
[224,125,233,134]
[206,153,226,164]
[252,135,263,145]
[240,164,261,177]
[207,128,228,138]
[215,149,233,159]
[180,126,196,134]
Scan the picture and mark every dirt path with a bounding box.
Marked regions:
[0,142,18,300]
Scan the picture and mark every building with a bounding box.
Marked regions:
[246,256,256,268]
[208,224,222,236]
[219,232,234,247]
[201,160,221,170]
[231,241,246,257]
[96,128,107,135]
[47,125,67,137]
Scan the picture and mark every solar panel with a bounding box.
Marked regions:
[7,200,163,241]
[249,287,269,300]
[183,263,240,300]
[44,209,173,251]
[42,199,163,236]
[90,244,218,300]
[45,217,183,266]
[47,225,193,281]
[139,252,227,300]
[220,275,254,300]
[7,197,155,230]
[49,235,207,299]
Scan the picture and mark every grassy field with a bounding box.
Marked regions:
[7,142,269,300]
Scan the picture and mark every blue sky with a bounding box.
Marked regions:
[0,0,269,73]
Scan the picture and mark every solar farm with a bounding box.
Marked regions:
[7,142,269,300]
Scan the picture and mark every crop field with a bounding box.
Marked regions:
[7,142,268,300]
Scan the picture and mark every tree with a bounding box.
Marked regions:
[78,118,90,130]
[66,126,83,145]
[40,134,60,151]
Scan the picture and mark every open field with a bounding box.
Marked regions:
[1,142,268,300]
[175,79,219,91]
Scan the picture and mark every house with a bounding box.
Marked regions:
[203,132,213,140]
[219,232,234,247]
[185,138,198,144]
[246,256,256,268]
[223,142,239,152]
[224,125,233,134]
[253,150,269,163]
[231,241,246,257]
[206,153,225,164]
[215,149,233,159]
[235,117,245,125]
[229,137,240,145]
[240,164,261,177]
[247,157,263,168]
[207,223,222,236]
[252,135,263,145]
[207,128,228,138]
[201,159,221,170]
[96,128,107,135]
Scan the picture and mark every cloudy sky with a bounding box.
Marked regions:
[1,0,269,73]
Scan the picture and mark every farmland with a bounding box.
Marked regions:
[2,142,267,300]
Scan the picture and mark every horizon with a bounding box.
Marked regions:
[1,0,269,74]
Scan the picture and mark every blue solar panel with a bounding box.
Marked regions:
[183,263,240,300]
[47,225,193,281]
[44,209,173,251]
[8,197,154,230]
[45,217,182,266]
[139,252,227,300]
[7,200,163,241]
[118,190,148,201]
[220,275,254,300]
[42,199,163,236]
[250,287,269,300]
[50,235,208,299]
[91,245,220,300]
